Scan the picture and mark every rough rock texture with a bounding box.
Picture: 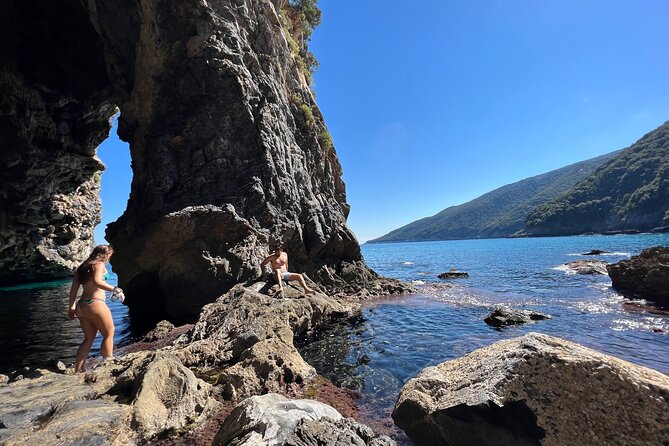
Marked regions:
[0,351,219,445]
[81,0,407,320]
[1,0,408,312]
[0,0,115,285]
[392,333,669,446]
[607,246,669,308]
[559,259,608,275]
[213,393,395,446]
[484,307,551,327]
[143,320,176,342]
[175,281,354,401]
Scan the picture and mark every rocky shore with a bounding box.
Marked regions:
[0,280,397,445]
[393,333,669,446]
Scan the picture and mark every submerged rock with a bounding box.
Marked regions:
[213,393,394,446]
[438,270,469,279]
[392,333,669,446]
[607,246,669,308]
[582,249,608,255]
[484,307,551,327]
[560,259,608,275]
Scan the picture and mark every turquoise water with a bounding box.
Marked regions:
[0,265,132,371]
[298,234,669,428]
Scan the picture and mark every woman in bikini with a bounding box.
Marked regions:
[67,245,124,373]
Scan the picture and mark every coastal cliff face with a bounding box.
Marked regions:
[1,0,402,316]
[0,1,115,284]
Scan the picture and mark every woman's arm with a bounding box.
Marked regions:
[68,274,80,319]
[92,263,116,291]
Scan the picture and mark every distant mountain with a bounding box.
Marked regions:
[523,121,669,236]
[368,150,620,243]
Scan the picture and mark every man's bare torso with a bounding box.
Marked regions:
[269,252,288,272]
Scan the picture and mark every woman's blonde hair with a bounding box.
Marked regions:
[76,245,113,283]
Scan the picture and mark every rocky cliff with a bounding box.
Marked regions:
[0,0,403,317]
[0,1,115,284]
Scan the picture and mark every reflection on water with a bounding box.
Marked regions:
[299,234,669,431]
[0,269,134,372]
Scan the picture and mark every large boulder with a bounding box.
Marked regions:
[392,333,669,446]
[213,393,394,446]
[558,259,608,275]
[607,246,669,307]
[175,281,355,401]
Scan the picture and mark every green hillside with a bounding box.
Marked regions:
[368,150,620,243]
[523,121,669,236]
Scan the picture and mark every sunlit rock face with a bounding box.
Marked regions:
[0,0,115,285]
[1,0,405,317]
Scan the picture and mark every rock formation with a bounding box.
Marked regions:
[607,246,669,308]
[1,0,406,317]
[0,280,392,444]
[392,333,669,446]
[0,1,114,285]
[557,259,608,275]
[483,307,551,327]
[214,393,395,446]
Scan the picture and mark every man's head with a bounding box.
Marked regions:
[272,244,282,254]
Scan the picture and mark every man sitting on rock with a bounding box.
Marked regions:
[260,244,315,296]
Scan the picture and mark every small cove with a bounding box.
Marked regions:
[298,234,669,441]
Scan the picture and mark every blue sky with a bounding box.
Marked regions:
[95,0,669,244]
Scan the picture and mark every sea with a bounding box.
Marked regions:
[1,234,668,431]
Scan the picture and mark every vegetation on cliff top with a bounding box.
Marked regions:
[524,121,669,235]
[279,0,321,85]
[368,151,620,243]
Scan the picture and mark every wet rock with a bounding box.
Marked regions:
[143,320,176,342]
[607,246,669,308]
[392,333,669,446]
[484,307,551,327]
[582,249,608,255]
[560,259,608,275]
[438,270,469,279]
[213,393,394,446]
[176,282,354,401]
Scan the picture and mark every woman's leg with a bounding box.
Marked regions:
[75,316,98,373]
[88,303,115,358]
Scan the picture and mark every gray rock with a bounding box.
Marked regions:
[393,333,669,446]
[214,393,394,446]
[484,307,551,327]
[560,259,608,275]
[582,249,608,255]
[286,417,396,446]
[607,246,669,307]
[176,282,354,401]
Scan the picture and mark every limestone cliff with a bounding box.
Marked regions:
[1,0,405,318]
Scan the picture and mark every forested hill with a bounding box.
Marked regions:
[523,121,669,236]
[368,150,620,243]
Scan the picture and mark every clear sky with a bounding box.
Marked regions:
[95,0,669,244]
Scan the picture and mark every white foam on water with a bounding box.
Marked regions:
[401,261,415,265]
[611,317,668,333]
[552,265,576,275]
[411,280,426,285]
